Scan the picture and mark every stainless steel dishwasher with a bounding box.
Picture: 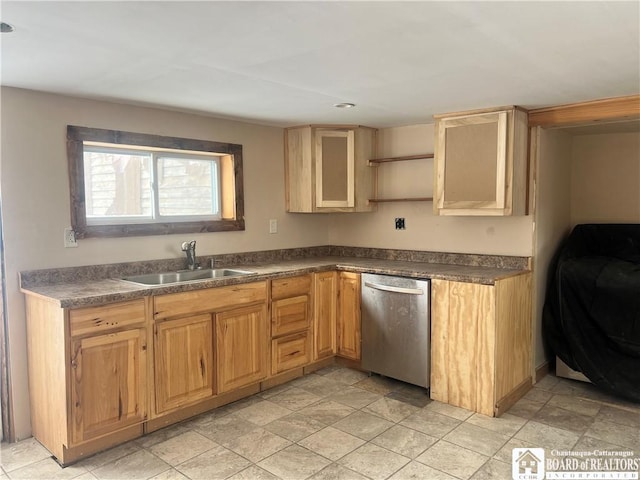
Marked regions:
[361,273,430,388]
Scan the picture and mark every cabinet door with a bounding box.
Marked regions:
[430,279,495,415]
[337,272,361,360]
[314,271,337,360]
[154,314,214,414]
[435,111,508,214]
[70,328,147,445]
[216,304,268,393]
[315,129,355,208]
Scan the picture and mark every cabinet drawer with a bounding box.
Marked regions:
[272,295,310,337]
[70,299,146,337]
[271,275,312,300]
[154,281,267,320]
[271,331,312,375]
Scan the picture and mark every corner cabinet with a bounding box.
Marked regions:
[433,106,528,216]
[430,273,533,416]
[285,125,377,212]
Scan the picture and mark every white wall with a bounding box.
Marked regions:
[571,132,640,225]
[328,123,534,256]
[531,127,573,370]
[0,87,331,439]
[531,127,640,372]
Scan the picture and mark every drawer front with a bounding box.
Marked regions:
[271,331,312,375]
[272,295,310,337]
[271,275,312,300]
[154,281,267,319]
[70,299,146,337]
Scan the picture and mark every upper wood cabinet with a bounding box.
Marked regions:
[285,125,377,213]
[433,106,528,216]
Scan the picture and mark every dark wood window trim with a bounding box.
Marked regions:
[67,126,245,238]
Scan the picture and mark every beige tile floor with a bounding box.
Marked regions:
[1,365,639,480]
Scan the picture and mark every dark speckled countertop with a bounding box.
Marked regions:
[20,252,530,309]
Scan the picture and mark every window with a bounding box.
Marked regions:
[68,126,244,237]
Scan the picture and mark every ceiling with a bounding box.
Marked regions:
[1,1,639,128]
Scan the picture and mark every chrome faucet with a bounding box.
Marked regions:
[181,240,199,270]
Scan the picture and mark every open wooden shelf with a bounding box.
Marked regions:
[369,153,434,203]
[369,153,434,164]
[369,197,433,203]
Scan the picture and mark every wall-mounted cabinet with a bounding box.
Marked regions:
[285,125,377,212]
[433,106,528,216]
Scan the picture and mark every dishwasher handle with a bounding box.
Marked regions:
[364,281,425,295]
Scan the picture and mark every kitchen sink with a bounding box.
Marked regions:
[121,268,256,285]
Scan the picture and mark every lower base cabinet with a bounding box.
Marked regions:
[25,296,148,465]
[430,273,532,416]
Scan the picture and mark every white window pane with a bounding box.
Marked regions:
[157,157,220,217]
[83,150,152,220]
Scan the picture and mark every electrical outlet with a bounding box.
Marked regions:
[269,219,278,234]
[64,227,78,247]
[395,218,406,230]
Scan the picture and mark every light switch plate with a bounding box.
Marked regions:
[269,219,278,234]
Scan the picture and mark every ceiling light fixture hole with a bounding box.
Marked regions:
[334,103,356,109]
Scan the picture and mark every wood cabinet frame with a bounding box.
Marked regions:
[433,106,528,216]
[284,125,377,213]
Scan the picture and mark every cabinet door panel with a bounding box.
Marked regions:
[337,272,361,360]
[315,129,355,208]
[216,304,268,393]
[70,329,146,445]
[154,314,213,414]
[430,280,495,415]
[314,271,337,360]
[436,112,507,211]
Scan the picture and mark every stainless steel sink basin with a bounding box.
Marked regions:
[122,268,255,285]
